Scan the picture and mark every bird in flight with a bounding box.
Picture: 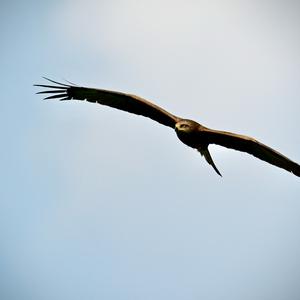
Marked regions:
[35,78,300,177]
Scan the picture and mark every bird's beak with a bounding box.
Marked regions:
[175,123,179,132]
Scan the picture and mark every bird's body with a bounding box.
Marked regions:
[35,78,300,178]
[175,120,205,148]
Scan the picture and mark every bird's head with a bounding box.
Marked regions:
[175,119,201,148]
[175,119,199,133]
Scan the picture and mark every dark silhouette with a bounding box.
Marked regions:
[35,78,300,177]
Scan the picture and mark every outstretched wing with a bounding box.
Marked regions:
[35,78,181,128]
[201,127,300,177]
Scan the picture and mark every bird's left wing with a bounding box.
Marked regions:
[35,78,181,128]
[200,127,300,177]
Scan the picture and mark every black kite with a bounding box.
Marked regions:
[35,78,300,177]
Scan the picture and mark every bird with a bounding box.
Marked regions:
[35,77,300,177]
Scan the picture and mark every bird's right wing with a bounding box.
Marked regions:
[35,78,181,129]
[200,127,300,177]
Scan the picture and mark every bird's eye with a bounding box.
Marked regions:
[181,124,188,128]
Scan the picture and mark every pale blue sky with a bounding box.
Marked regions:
[1,1,300,299]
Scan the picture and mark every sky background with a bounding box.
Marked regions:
[1,0,300,299]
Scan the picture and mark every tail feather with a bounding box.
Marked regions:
[198,148,222,177]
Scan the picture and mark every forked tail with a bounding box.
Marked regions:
[198,147,222,177]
